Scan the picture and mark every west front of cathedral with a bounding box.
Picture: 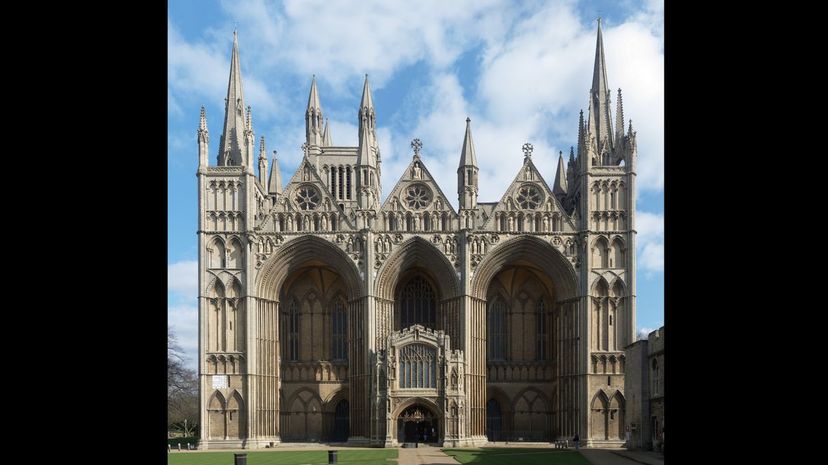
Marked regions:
[196,22,637,449]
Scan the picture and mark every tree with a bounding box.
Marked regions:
[168,329,199,437]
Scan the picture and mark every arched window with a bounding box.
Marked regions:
[486,399,502,441]
[488,296,507,361]
[398,276,436,329]
[536,298,547,361]
[288,299,299,361]
[398,344,436,388]
[331,298,347,360]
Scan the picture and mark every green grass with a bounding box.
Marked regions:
[443,448,590,465]
[168,449,398,465]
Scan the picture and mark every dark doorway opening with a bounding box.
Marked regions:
[333,400,349,442]
[397,405,439,444]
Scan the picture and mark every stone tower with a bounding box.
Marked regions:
[197,22,636,449]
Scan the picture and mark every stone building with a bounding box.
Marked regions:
[623,327,664,451]
[196,21,638,449]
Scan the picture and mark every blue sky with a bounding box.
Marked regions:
[169,0,664,370]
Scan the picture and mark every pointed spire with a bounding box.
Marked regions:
[628,119,633,135]
[258,136,268,186]
[587,19,614,155]
[268,150,282,195]
[458,117,478,168]
[360,74,374,112]
[577,109,585,158]
[616,88,625,140]
[198,105,209,167]
[307,75,321,112]
[218,30,246,166]
[305,75,323,146]
[553,151,568,197]
[199,105,208,131]
[357,115,376,167]
[357,74,378,170]
[322,118,332,146]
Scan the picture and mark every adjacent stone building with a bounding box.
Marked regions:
[197,21,638,449]
[623,327,664,451]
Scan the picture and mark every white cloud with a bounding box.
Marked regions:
[168,260,198,298]
[636,326,659,341]
[169,304,199,370]
[171,0,662,197]
[635,211,664,273]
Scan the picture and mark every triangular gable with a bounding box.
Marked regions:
[380,155,457,217]
[257,157,355,231]
[479,158,576,232]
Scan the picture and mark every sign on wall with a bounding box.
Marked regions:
[212,375,229,389]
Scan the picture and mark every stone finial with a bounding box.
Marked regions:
[522,142,534,158]
[411,138,423,157]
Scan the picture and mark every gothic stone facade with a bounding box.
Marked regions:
[197,23,638,449]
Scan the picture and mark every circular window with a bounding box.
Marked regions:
[295,185,320,210]
[516,184,543,209]
[404,184,432,209]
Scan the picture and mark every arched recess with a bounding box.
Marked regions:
[256,235,364,438]
[511,387,551,441]
[593,277,610,351]
[470,235,579,439]
[590,391,609,440]
[208,237,226,268]
[374,236,461,347]
[610,279,626,350]
[257,235,362,302]
[471,236,578,301]
[608,391,625,440]
[207,391,227,439]
[321,388,350,441]
[226,390,246,439]
[610,237,625,269]
[208,279,226,352]
[592,236,609,269]
[227,237,243,269]
[282,387,324,442]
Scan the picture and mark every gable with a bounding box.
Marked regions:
[479,158,576,232]
[256,157,355,231]
[380,156,457,217]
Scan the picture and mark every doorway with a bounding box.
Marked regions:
[397,404,439,444]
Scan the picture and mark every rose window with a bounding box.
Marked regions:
[516,184,542,209]
[295,186,320,210]
[405,184,432,209]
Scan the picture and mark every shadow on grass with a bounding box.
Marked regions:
[442,447,591,465]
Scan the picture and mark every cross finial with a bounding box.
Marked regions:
[411,138,423,156]
[522,142,534,157]
[301,142,308,158]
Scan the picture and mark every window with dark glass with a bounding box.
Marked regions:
[331,299,347,360]
[398,344,436,389]
[488,296,507,360]
[288,299,299,361]
[536,298,547,361]
[399,276,436,329]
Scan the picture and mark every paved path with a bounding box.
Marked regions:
[580,449,664,465]
[397,446,460,465]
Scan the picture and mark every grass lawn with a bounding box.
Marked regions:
[443,448,590,465]
[168,449,397,465]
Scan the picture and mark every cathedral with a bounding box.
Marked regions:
[197,21,637,450]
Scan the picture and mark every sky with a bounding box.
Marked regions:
[168,0,664,370]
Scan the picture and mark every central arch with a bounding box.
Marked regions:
[374,236,462,347]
